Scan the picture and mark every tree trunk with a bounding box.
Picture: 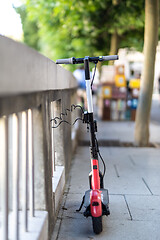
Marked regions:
[109,0,119,65]
[134,0,159,146]
[109,30,119,65]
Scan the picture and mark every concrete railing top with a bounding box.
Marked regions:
[0,35,77,96]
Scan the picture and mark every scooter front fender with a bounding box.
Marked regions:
[90,190,102,217]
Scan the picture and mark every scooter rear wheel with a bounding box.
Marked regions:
[92,216,102,234]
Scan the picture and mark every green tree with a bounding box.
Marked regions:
[15,4,40,51]
[18,0,145,63]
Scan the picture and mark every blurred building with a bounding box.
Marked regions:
[116,44,160,93]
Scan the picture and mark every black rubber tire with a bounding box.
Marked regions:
[92,216,103,234]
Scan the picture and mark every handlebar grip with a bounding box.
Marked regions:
[56,58,74,64]
[102,55,119,61]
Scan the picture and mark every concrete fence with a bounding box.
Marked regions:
[0,35,79,240]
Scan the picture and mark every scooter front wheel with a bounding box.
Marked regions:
[92,216,102,234]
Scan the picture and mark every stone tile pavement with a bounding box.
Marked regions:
[52,121,160,240]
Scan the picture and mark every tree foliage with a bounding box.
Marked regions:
[17,0,145,62]
[15,5,40,51]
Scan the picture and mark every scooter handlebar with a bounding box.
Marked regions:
[56,57,74,64]
[56,55,119,64]
[101,55,119,61]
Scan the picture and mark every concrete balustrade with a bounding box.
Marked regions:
[0,35,79,240]
[0,35,77,95]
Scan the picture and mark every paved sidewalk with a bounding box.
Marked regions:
[52,121,160,240]
[80,121,160,144]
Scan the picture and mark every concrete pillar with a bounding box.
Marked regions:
[53,99,65,167]
[41,94,55,239]
[32,107,46,210]
[61,91,72,178]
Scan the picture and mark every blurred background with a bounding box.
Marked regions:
[1,0,160,123]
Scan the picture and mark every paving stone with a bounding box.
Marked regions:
[56,218,160,240]
[125,195,160,221]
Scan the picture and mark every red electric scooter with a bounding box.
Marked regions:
[56,55,118,234]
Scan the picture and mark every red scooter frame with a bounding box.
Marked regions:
[56,55,118,234]
[90,159,102,217]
